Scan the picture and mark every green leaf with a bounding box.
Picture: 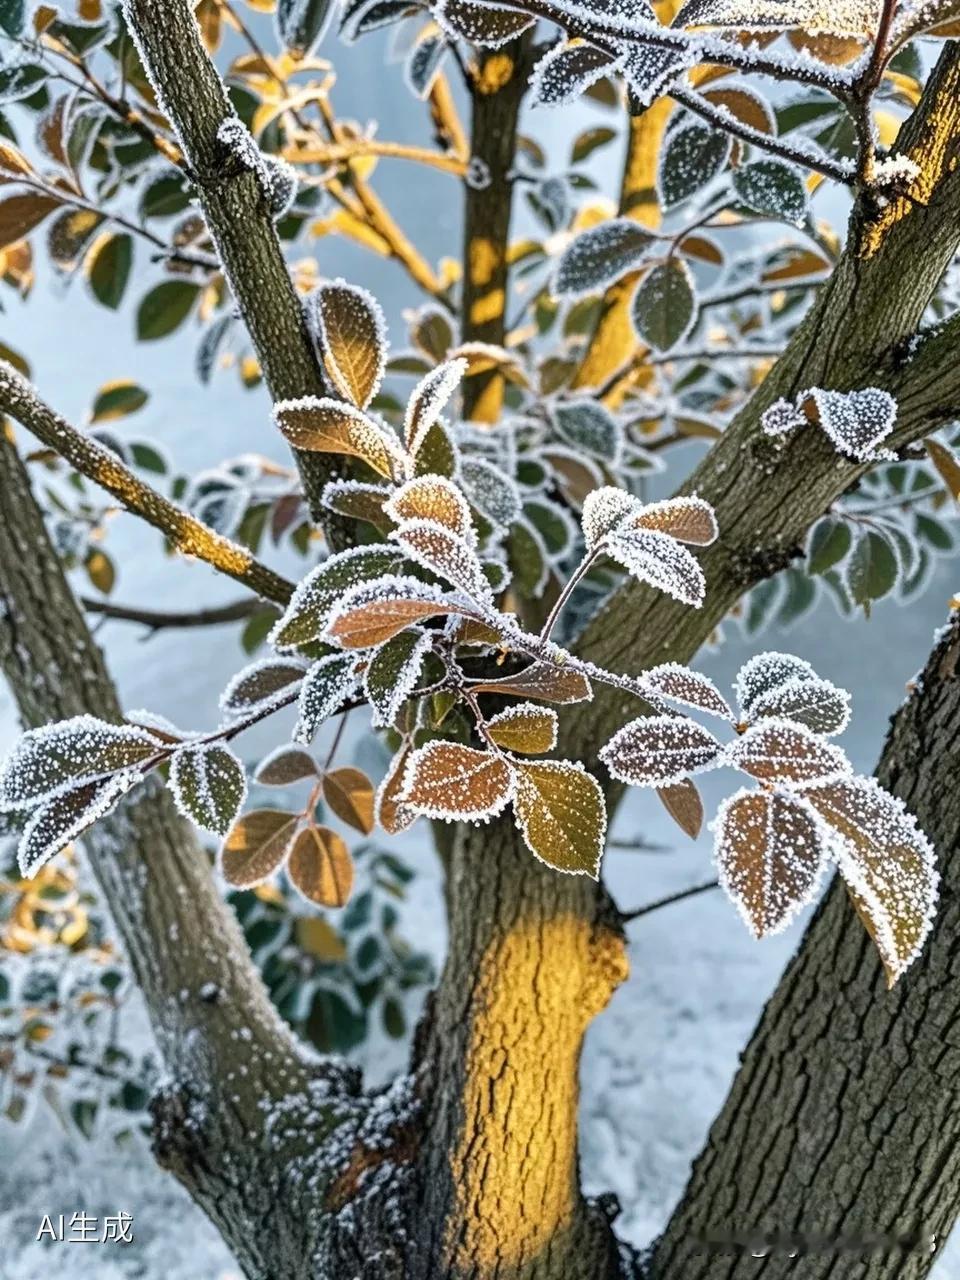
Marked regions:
[90,380,148,423]
[276,0,335,57]
[140,171,190,219]
[89,232,133,309]
[915,511,953,551]
[659,123,730,208]
[846,529,898,608]
[364,628,430,727]
[0,0,25,37]
[733,160,809,225]
[631,259,696,352]
[807,516,852,574]
[170,743,247,836]
[136,280,200,341]
[270,546,403,649]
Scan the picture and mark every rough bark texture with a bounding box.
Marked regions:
[0,424,361,1279]
[650,617,960,1280]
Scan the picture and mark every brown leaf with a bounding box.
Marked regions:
[274,397,400,479]
[726,720,848,784]
[486,703,558,754]
[287,824,354,908]
[220,809,300,888]
[401,741,514,821]
[715,788,826,938]
[0,141,34,182]
[657,778,704,840]
[924,438,960,503]
[642,663,734,721]
[469,661,592,705]
[802,775,938,986]
[327,578,470,649]
[630,496,718,546]
[376,745,416,835]
[255,747,319,786]
[600,714,722,787]
[313,281,386,409]
[0,193,61,252]
[323,766,375,835]
[512,760,605,877]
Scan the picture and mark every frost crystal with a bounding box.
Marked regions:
[673,0,880,36]
[806,386,897,462]
[216,118,295,220]
[581,486,641,548]
[459,457,522,528]
[293,655,357,744]
[18,771,146,878]
[529,41,620,109]
[761,397,805,438]
[734,651,818,717]
[553,217,655,298]
[364,628,432,729]
[621,43,693,107]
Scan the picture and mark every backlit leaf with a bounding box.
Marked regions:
[169,743,247,836]
[220,808,300,887]
[673,0,879,35]
[0,191,60,250]
[657,778,703,839]
[273,396,401,479]
[312,279,386,409]
[401,741,515,821]
[512,759,605,877]
[287,823,354,907]
[802,774,938,985]
[714,787,826,938]
[487,703,558,754]
[326,575,473,649]
[385,475,475,542]
[90,380,148,424]
[629,496,718,546]
[323,766,375,835]
[600,714,722,787]
[923,438,960,502]
[376,744,416,834]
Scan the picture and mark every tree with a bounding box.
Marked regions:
[1,1,960,1276]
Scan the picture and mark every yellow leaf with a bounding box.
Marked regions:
[296,914,348,961]
[313,280,386,409]
[0,140,34,181]
[487,703,558,754]
[322,766,375,835]
[85,549,115,595]
[0,193,61,252]
[274,396,400,479]
[288,825,354,907]
[386,475,474,541]
[924,438,960,502]
[220,809,300,887]
[512,760,605,877]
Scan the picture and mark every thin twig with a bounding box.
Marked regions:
[81,596,261,629]
[621,879,719,922]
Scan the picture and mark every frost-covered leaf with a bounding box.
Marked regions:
[273,396,401,479]
[407,31,447,97]
[389,476,476,545]
[393,519,494,604]
[413,417,459,479]
[404,358,467,457]
[530,41,619,109]
[486,703,558,754]
[401,741,515,821]
[512,759,605,877]
[270,546,403,649]
[673,0,879,35]
[581,486,640,548]
[802,774,938,985]
[460,457,522,528]
[606,526,707,606]
[726,718,849,784]
[630,496,718,546]
[364,628,432,727]
[733,160,808,226]
[659,123,730,208]
[553,217,654,298]
[553,399,623,463]
[322,766,375,834]
[312,279,387,408]
[631,259,696,353]
[219,657,307,721]
[376,744,416,834]
[436,0,535,45]
[642,663,734,720]
[287,823,354,907]
[714,787,827,938]
[734,651,818,717]
[220,808,300,887]
[622,42,693,106]
[749,676,851,736]
[341,0,416,40]
[276,0,335,55]
[18,773,144,878]
[169,743,247,836]
[802,386,897,462]
[846,528,899,608]
[293,655,356,743]
[0,716,163,812]
[321,479,393,533]
[657,777,703,839]
[470,662,592,704]
[761,397,805,439]
[255,745,319,786]
[546,447,605,509]
[600,714,722,787]
[326,575,473,649]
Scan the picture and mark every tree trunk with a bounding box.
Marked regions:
[650,617,960,1280]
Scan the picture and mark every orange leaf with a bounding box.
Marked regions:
[220,809,300,888]
[401,741,514,821]
[323,766,375,835]
[273,397,400,480]
[287,824,355,908]
[312,280,386,409]
[657,778,704,840]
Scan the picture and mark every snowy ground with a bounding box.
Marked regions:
[2,26,959,1277]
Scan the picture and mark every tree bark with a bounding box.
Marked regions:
[650,616,960,1280]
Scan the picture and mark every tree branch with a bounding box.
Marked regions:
[81,595,261,629]
[0,360,294,606]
